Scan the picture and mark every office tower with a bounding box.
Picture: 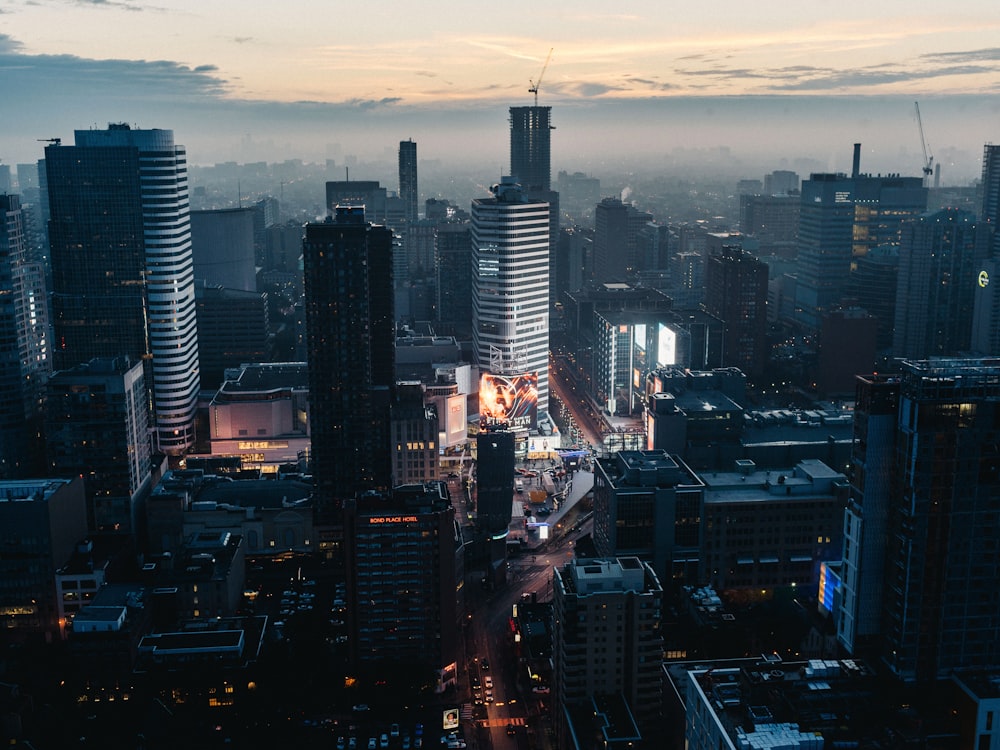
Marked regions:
[45,125,200,455]
[303,207,394,522]
[593,197,654,282]
[191,208,257,292]
[844,247,898,351]
[794,168,926,332]
[390,382,439,486]
[893,209,987,359]
[325,180,388,223]
[0,476,88,639]
[45,357,152,535]
[0,164,10,193]
[764,169,800,195]
[839,359,1000,682]
[0,194,50,478]
[343,483,463,685]
[435,224,472,337]
[399,139,418,224]
[194,284,271,391]
[703,246,769,378]
[251,196,279,267]
[738,193,799,259]
[981,145,1000,250]
[816,308,877,396]
[475,424,515,535]
[552,557,664,741]
[472,178,550,419]
[509,106,551,194]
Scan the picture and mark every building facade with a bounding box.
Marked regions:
[552,557,664,740]
[303,208,395,523]
[703,246,769,378]
[45,125,201,455]
[399,139,418,224]
[0,193,50,477]
[509,106,551,194]
[472,178,550,418]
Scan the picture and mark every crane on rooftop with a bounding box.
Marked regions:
[914,101,934,182]
[528,48,553,108]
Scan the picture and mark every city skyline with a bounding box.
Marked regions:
[1,2,1000,179]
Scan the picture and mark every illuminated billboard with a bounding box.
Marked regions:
[480,372,538,430]
[443,708,460,730]
[657,323,677,367]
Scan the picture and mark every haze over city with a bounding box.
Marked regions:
[2,0,1000,180]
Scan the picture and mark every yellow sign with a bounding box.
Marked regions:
[368,515,419,524]
[979,270,990,288]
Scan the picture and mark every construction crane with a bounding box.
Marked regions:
[528,48,553,107]
[37,137,61,146]
[914,102,933,179]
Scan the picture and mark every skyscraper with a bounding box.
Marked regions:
[509,106,551,194]
[45,125,200,455]
[839,359,1000,682]
[703,245,769,378]
[303,207,395,523]
[0,193,50,477]
[472,178,550,419]
[398,139,418,224]
[980,145,1000,248]
[892,208,987,359]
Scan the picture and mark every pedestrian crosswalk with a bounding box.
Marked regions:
[482,717,526,728]
[459,704,473,720]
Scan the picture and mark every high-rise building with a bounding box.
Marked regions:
[472,178,550,418]
[45,357,152,535]
[45,125,200,455]
[303,207,394,523]
[398,139,418,224]
[892,209,988,359]
[552,557,664,741]
[980,145,1000,252]
[593,197,654,282]
[191,208,257,292]
[390,382,439,486]
[703,246,769,378]
[343,482,463,688]
[194,284,271,391]
[435,224,472,337]
[0,193,50,477]
[325,180,388,223]
[509,107,551,194]
[475,423,515,535]
[793,169,926,332]
[838,359,1000,682]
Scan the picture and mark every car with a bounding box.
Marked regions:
[483,676,493,688]
[367,740,376,750]
[353,704,370,712]
[480,659,490,670]
[380,734,389,749]
[414,723,423,737]
[506,725,516,736]
[414,740,422,749]
[337,738,346,750]
[402,737,411,750]
[349,739,357,750]
[390,724,400,738]
[484,690,494,703]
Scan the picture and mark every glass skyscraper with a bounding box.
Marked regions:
[45,125,200,455]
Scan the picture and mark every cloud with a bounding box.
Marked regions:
[232,37,253,45]
[920,48,1000,63]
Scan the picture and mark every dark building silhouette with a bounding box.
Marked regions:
[0,193,50,478]
[475,423,515,535]
[194,284,272,391]
[398,139,418,224]
[509,106,551,194]
[593,197,653,283]
[840,359,1000,682]
[191,207,257,292]
[703,246,769,378]
[816,308,878,396]
[303,207,394,529]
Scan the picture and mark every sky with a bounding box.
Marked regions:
[2,0,1000,182]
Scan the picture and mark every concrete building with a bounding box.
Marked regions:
[699,458,848,594]
[391,382,440,486]
[592,197,654,282]
[472,178,550,418]
[194,284,272,391]
[592,450,704,585]
[191,207,257,292]
[207,362,310,473]
[0,477,88,640]
[45,357,153,534]
[45,125,201,455]
[509,106,551,194]
[703,246,769,378]
[552,557,664,741]
[739,193,799,259]
[343,483,463,690]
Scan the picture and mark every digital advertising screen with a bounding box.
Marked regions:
[479,372,538,430]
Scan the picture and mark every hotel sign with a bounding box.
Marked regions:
[237,441,289,450]
[368,515,419,524]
